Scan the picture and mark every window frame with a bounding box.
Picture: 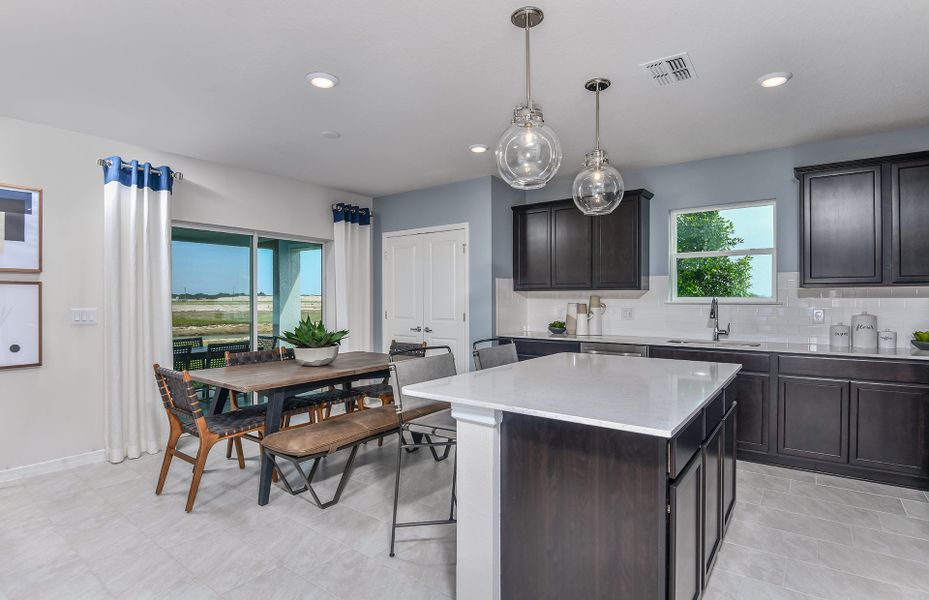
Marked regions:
[171,220,327,348]
[668,199,778,305]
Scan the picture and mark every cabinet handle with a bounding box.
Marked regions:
[410,326,422,332]
[424,327,433,333]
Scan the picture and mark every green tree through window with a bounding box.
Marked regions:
[676,211,754,297]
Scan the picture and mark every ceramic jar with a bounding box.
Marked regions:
[830,323,851,347]
[851,311,878,348]
[878,329,897,350]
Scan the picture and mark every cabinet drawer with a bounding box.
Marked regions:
[513,339,580,358]
[704,391,725,434]
[779,355,929,385]
[670,412,705,480]
[649,346,770,373]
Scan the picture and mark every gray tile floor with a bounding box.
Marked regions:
[5,437,929,599]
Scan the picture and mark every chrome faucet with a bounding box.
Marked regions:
[710,298,730,341]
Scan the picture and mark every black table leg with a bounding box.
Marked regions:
[211,388,230,415]
[258,389,285,506]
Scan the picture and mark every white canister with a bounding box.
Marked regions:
[576,303,589,336]
[878,329,897,350]
[565,303,578,335]
[830,323,851,347]
[851,311,878,348]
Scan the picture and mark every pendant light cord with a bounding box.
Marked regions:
[595,89,601,151]
[524,10,532,108]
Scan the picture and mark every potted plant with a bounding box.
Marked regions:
[280,318,349,366]
[548,320,567,335]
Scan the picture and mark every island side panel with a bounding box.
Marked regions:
[500,413,668,599]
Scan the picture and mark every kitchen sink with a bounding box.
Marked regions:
[666,339,762,348]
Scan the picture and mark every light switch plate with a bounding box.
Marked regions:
[71,308,98,325]
[812,309,825,324]
[621,308,635,321]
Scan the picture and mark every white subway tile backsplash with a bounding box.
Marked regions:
[494,272,929,347]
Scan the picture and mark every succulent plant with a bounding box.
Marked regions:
[549,320,566,329]
[914,331,929,343]
[280,317,349,348]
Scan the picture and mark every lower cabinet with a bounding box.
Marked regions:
[702,421,723,578]
[778,376,849,463]
[849,382,929,477]
[722,404,738,528]
[669,454,703,600]
[732,372,769,453]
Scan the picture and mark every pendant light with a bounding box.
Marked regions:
[494,6,563,190]
[572,78,624,215]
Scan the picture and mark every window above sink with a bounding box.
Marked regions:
[669,199,777,304]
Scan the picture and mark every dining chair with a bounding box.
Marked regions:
[387,346,457,557]
[173,345,192,372]
[472,337,519,370]
[152,364,267,512]
[351,340,427,409]
[206,341,251,369]
[173,336,203,349]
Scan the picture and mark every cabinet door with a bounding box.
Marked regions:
[513,207,551,290]
[801,165,882,285]
[702,422,723,581]
[669,455,703,600]
[551,204,592,289]
[722,404,738,529]
[850,382,929,476]
[592,196,646,289]
[891,159,929,284]
[778,376,849,463]
[733,373,770,453]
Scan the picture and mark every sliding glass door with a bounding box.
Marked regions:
[171,225,324,368]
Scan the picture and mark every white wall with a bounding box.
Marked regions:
[496,274,929,348]
[0,116,370,471]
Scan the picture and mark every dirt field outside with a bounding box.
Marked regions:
[172,295,322,344]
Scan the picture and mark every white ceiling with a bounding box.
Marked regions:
[2,0,928,197]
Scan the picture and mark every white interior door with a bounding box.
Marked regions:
[383,234,423,346]
[382,225,469,372]
[422,228,468,371]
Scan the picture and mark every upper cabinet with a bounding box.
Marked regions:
[512,189,652,291]
[797,151,929,287]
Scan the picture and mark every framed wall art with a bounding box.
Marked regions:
[0,183,42,272]
[0,281,42,369]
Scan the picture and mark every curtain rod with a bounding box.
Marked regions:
[97,158,184,181]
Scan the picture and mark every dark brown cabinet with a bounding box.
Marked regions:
[513,206,552,289]
[778,376,849,463]
[797,151,929,287]
[732,373,770,454]
[592,195,649,289]
[512,190,652,291]
[669,454,702,600]
[850,382,929,477]
[551,203,592,288]
[891,158,929,284]
[702,421,723,580]
[722,404,738,528]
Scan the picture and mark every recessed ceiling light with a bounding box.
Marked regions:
[758,72,792,88]
[469,144,488,153]
[321,130,341,139]
[306,72,339,89]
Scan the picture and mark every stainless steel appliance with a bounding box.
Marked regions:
[580,342,648,357]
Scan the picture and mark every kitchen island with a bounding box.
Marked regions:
[403,352,741,600]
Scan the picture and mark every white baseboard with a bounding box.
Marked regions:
[0,449,106,484]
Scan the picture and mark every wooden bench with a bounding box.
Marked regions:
[260,405,402,509]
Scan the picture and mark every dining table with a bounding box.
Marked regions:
[186,351,390,505]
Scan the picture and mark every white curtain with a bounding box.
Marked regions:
[102,157,173,463]
[330,204,372,351]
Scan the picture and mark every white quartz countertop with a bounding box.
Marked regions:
[402,353,741,438]
[500,331,929,361]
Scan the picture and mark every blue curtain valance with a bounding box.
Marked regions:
[102,155,174,193]
[332,203,371,226]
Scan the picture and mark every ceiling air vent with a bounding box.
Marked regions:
[640,52,697,87]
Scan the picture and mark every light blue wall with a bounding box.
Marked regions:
[525,125,929,275]
[372,177,493,350]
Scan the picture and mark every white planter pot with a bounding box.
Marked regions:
[293,345,340,367]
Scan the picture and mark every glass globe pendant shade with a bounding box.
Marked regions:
[572,150,624,215]
[495,104,563,190]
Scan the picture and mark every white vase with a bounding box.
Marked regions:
[293,345,340,366]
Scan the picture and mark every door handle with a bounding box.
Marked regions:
[410,326,422,332]
[424,327,433,333]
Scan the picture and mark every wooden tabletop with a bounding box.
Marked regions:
[186,351,389,392]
